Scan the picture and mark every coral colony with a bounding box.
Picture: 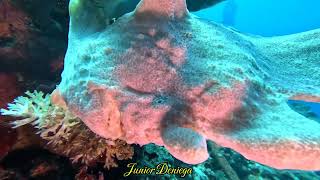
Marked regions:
[1,0,320,173]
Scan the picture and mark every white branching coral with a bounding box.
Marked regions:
[1,91,54,128]
[0,91,76,130]
[0,91,134,169]
[1,91,78,129]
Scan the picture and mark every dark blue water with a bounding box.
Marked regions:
[310,103,320,119]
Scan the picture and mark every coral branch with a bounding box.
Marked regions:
[0,91,134,169]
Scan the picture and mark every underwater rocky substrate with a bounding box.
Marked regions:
[1,141,320,179]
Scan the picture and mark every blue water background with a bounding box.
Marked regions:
[193,0,320,118]
[194,0,320,36]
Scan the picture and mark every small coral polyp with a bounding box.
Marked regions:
[3,0,320,170]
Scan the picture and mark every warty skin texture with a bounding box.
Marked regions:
[55,0,320,169]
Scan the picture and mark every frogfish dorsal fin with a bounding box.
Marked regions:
[134,0,188,19]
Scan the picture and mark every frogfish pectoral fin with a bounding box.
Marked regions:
[210,101,320,170]
[162,126,209,164]
[248,29,320,97]
[290,94,320,103]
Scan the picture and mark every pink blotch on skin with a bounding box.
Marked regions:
[117,55,181,93]
[290,94,320,103]
[148,28,157,37]
[135,0,187,19]
[224,138,320,170]
[121,96,170,145]
[186,82,246,133]
[170,47,186,66]
[155,38,186,66]
[72,84,123,140]
[156,38,171,49]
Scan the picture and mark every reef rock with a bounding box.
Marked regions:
[0,0,67,76]
[56,0,320,170]
[0,73,20,159]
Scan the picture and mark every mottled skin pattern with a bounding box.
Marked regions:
[56,0,320,169]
